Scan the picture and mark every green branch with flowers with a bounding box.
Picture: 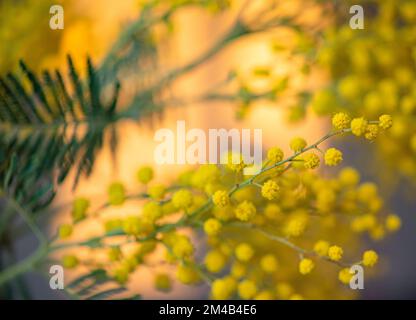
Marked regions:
[0,112,400,299]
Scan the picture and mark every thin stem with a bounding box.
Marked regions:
[0,244,48,287]
[232,222,353,268]
[0,202,15,237]
[162,242,213,285]
[121,18,250,118]
[6,196,47,245]
[186,128,351,223]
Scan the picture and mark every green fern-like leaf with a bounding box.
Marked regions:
[66,269,138,300]
[0,55,121,213]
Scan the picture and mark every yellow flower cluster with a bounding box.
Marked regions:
[234,201,257,221]
[205,250,227,273]
[303,153,320,169]
[362,250,378,267]
[238,280,257,299]
[328,245,343,262]
[290,137,307,152]
[313,240,330,257]
[203,218,222,236]
[350,118,368,137]
[261,180,280,200]
[226,152,248,173]
[324,148,343,166]
[267,147,284,163]
[299,258,315,275]
[108,182,126,206]
[58,224,73,239]
[332,112,351,130]
[62,255,79,269]
[71,197,90,222]
[314,0,416,179]
[56,117,399,299]
[235,243,254,262]
[260,254,278,273]
[136,166,154,184]
[172,189,194,210]
[212,190,230,207]
[338,268,352,284]
[148,184,166,200]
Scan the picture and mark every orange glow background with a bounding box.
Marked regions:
[40,1,328,298]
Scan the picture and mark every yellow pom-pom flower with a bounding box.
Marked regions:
[155,273,171,292]
[313,240,330,257]
[58,224,73,239]
[238,279,257,299]
[316,189,336,213]
[365,124,379,140]
[362,250,378,267]
[136,166,154,184]
[72,197,90,222]
[357,182,378,201]
[113,266,129,284]
[254,290,275,300]
[351,117,368,136]
[260,254,278,273]
[338,167,360,186]
[234,201,256,221]
[338,268,352,284]
[328,245,343,261]
[212,190,230,207]
[126,216,154,236]
[62,255,78,269]
[211,277,237,300]
[235,243,254,262]
[264,203,283,220]
[385,214,401,232]
[231,262,247,279]
[142,202,163,221]
[267,147,284,163]
[108,182,126,206]
[261,180,280,200]
[172,189,193,210]
[324,148,343,166]
[332,112,351,130]
[172,235,194,259]
[379,114,393,130]
[204,250,227,273]
[148,184,166,200]
[285,213,308,237]
[299,258,314,275]
[290,137,307,152]
[303,153,320,169]
[276,282,294,299]
[176,265,201,284]
[225,152,247,173]
[203,218,222,236]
